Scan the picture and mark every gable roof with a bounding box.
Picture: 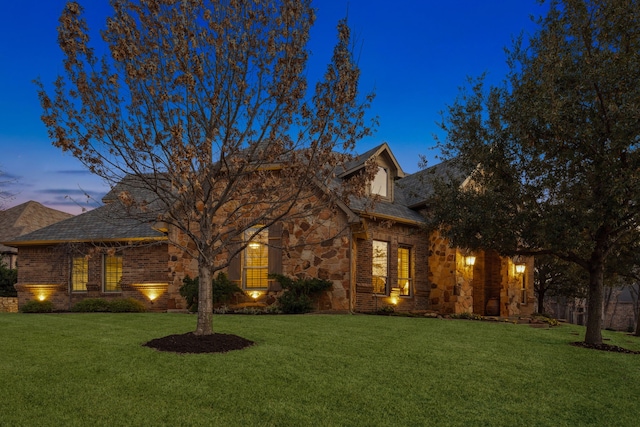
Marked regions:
[2,202,166,246]
[0,201,74,252]
[339,143,406,179]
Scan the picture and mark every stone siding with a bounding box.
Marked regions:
[0,297,18,313]
[166,206,354,311]
[428,231,535,317]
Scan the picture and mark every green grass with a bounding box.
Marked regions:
[1,313,639,426]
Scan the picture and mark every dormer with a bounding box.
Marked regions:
[339,142,405,203]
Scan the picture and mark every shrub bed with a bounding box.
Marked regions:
[71,298,146,313]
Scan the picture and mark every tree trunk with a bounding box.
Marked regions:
[537,287,546,314]
[584,260,604,345]
[195,260,213,336]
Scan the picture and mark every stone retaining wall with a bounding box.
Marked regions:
[0,297,19,313]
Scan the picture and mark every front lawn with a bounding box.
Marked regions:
[0,313,638,426]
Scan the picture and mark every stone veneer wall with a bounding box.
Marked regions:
[428,231,536,317]
[427,232,457,314]
[0,297,18,313]
[166,205,355,311]
[280,208,352,311]
[354,220,430,312]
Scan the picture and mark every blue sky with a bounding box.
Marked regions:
[0,0,544,214]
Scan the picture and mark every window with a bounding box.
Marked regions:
[104,254,122,292]
[71,257,88,292]
[372,240,388,294]
[521,275,527,304]
[371,167,388,197]
[398,247,411,296]
[243,227,268,289]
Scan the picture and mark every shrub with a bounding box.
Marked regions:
[531,313,559,327]
[179,273,244,312]
[179,275,199,312]
[451,312,484,321]
[109,298,146,313]
[21,300,54,313]
[375,305,396,315]
[72,298,147,313]
[72,298,111,312]
[213,272,243,305]
[270,274,333,314]
[0,263,17,297]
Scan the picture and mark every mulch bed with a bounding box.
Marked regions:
[143,332,254,354]
[570,341,640,354]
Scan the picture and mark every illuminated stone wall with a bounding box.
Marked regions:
[0,297,18,313]
[428,230,535,317]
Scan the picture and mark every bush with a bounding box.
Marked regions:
[375,305,396,315]
[179,273,244,312]
[109,298,146,313]
[71,298,146,313]
[179,275,199,312]
[451,312,484,321]
[270,274,333,314]
[276,291,313,314]
[0,263,17,297]
[21,300,53,313]
[72,298,111,312]
[213,273,243,305]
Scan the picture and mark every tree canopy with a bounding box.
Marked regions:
[427,0,640,344]
[37,0,375,335]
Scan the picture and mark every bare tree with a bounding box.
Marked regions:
[37,0,375,335]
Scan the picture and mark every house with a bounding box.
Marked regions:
[545,285,639,332]
[0,201,73,269]
[3,144,534,317]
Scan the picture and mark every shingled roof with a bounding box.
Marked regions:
[0,201,74,252]
[2,202,166,246]
[396,159,465,208]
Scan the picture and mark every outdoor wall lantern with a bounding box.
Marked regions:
[515,263,526,274]
[464,255,476,267]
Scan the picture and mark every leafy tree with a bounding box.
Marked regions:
[534,255,587,315]
[428,0,640,344]
[37,1,375,335]
[0,262,18,297]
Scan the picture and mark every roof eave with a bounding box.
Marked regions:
[6,236,169,247]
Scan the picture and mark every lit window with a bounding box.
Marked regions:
[71,257,88,292]
[244,227,268,289]
[371,167,388,197]
[104,254,122,292]
[372,240,388,294]
[398,247,411,296]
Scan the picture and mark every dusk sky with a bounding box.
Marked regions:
[0,0,545,214]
